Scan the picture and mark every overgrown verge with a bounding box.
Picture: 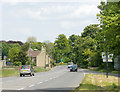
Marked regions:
[73,74,119,91]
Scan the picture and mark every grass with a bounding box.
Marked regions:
[0,67,19,77]
[0,67,50,78]
[34,67,50,73]
[73,74,119,91]
[88,67,120,74]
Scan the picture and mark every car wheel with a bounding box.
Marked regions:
[23,74,25,77]
[20,74,22,77]
[30,73,32,76]
[76,70,77,72]
[32,73,34,76]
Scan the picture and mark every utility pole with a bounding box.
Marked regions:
[29,41,31,64]
[44,45,46,69]
[106,52,108,78]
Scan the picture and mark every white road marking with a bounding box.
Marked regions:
[50,78,53,80]
[29,84,35,87]
[37,82,42,84]
[17,88,24,90]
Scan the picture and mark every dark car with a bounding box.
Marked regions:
[20,65,34,77]
[70,65,78,72]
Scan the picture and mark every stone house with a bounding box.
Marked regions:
[27,46,51,68]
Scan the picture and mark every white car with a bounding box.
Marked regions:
[68,62,73,68]
[20,65,34,77]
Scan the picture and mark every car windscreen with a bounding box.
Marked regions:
[71,65,77,68]
[68,63,73,65]
[21,65,30,69]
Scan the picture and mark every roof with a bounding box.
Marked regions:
[30,51,41,57]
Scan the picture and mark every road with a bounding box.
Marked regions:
[2,65,85,91]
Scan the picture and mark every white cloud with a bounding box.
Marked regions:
[12,4,99,21]
[1,0,101,4]
[62,5,99,19]
[60,19,99,28]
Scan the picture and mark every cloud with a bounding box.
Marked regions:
[61,5,99,19]
[11,4,99,21]
[1,0,102,4]
[60,19,99,29]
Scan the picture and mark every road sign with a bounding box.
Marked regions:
[102,52,113,62]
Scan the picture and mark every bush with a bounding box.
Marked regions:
[31,62,36,66]
[59,62,67,65]
[13,61,22,66]
[81,65,88,69]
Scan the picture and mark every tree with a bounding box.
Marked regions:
[26,36,37,43]
[31,42,42,51]
[1,42,9,60]
[54,34,70,63]
[68,34,79,63]
[81,24,101,39]
[8,47,20,64]
[8,46,29,66]
[97,1,120,56]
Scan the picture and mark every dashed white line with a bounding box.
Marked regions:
[50,78,53,80]
[29,84,35,87]
[17,88,24,90]
[37,82,42,84]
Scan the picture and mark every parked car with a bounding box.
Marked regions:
[70,65,78,72]
[20,65,34,77]
[68,62,73,68]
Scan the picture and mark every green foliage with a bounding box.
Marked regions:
[8,46,29,66]
[31,42,42,51]
[81,24,101,39]
[88,52,103,67]
[21,42,29,51]
[97,1,120,56]
[1,42,10,60]
[54,34,70,63]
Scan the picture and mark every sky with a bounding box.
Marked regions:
[0,0,103,43]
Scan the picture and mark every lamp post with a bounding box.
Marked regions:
[29,41,31,65]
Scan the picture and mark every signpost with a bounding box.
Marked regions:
[102,52,113,78]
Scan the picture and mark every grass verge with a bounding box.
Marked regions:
[88,67,119,74]
[0,67,19,77]
[73,74,119,91]
[0,67,50,78]
[34,67,50,73]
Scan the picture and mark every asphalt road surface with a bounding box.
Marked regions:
[2,65,85,91]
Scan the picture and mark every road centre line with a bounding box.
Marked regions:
[50,78,53,80]
[37,82,42,84]
[17,87,24,90]
[29,84,35,87]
